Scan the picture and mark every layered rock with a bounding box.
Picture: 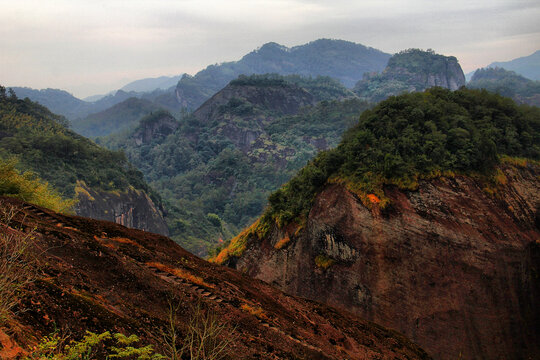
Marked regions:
[75,182,169,236]
[228,164,540,359]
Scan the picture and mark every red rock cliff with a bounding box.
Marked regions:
[229,164,540,359]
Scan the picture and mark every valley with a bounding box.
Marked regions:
[1,36,540,360]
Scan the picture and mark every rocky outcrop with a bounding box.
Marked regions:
[354,49,466,102]
[1,196,431,360]
[133,111,179,145]
[192,79,317,156]
[194,81,316,123]
[229,164,540,359]
[74,182,169,236]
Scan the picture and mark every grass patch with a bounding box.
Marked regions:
[315,254,335,269]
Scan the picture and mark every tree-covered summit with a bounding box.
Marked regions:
[263,87,539,226]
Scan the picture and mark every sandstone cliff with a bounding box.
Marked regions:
[74,182,169,236]
[355,49,466,102]
[226,164,540,359]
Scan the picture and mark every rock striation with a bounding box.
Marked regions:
[227,164,540,359]
[75,182,169,236]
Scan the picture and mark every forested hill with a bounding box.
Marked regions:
[174,39,390,109]
[0,86,168,234]
[101,74,370,255]
[468,67,540,106]
[218,87,540,251]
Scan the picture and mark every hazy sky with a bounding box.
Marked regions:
[1,0,539,98]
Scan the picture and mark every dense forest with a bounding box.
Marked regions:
[100,74,369,254]
[251,87,540,233]
[0,85,156,202]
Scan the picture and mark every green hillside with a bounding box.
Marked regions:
[0,85,156,201]
[101,74,369,255]
[258,87,540,230]
[468,67,540,106]
[71,97,164,137]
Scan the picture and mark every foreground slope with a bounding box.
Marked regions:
[0,196,430,360]
[216,88,540,359]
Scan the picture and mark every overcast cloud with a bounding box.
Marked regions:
[1,0,539,97]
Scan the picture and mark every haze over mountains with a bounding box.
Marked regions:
[487,50,540,80]
[2,37,540,359]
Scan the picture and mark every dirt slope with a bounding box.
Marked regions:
[0,196,430,360]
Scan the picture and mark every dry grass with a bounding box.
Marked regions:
[212,219,268,265]
[163,301,236,360]
[146,262,213,288]
[0,201,37,326]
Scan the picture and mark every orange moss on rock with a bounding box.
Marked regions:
[274,235,291,250]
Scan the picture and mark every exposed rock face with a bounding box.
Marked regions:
[133,112,179,145]
[192,81,316,156]
[1,196,431,360]
[354,49,466,102]
[230,165,540,359]
[74,182,169,236]
[194,82,316,123]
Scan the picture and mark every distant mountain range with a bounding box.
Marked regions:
[120,75,183,93]
[487,50,540,80]
[9,39,389,121]
[174,39,391,109]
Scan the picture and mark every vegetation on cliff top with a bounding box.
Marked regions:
[215,87,540,263]
[0,85,158,202]
[354,49,465,102]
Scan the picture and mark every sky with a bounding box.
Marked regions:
[1,0,539,98]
